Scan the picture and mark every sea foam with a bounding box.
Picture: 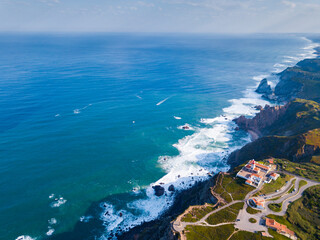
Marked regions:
[15,236,36,240]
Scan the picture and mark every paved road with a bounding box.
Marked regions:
[265,177,319,216]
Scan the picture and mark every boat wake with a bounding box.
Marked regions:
[156,97,171,106]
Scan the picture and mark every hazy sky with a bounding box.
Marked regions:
[1,0,320,33]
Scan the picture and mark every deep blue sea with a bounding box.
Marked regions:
[0,33,318,240]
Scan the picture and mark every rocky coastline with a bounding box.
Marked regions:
[119,54,320,240]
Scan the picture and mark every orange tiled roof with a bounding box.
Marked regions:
[256,163,269,170]
[251,173,261,179]
[266,218,295,236]
[266,218,280,228]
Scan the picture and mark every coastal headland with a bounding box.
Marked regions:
[118,48,320,240]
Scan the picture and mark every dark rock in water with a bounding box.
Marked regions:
[254,105,263,111]
[152,185,165,196]
[182,125,190,130]
[256,78,272,95]
[168,184,175,192]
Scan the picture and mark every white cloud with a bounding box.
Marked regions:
[282,0,296,8]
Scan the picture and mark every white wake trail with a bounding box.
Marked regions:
[156,97,171,106]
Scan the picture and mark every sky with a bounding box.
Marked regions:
[1,0,320,33]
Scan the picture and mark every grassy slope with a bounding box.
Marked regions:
[185,225,272,240]
[206,202,244,225]
[185,224,235,240]
[229,231,271,240]
[276,158,320,181]
[181,205,217,223]
[212,173,253,203]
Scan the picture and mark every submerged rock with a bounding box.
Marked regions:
[168,184,175,192]
[152,185,165,197]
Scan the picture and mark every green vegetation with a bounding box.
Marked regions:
[299,180,307,189]
[206,202,244,225]
[268,202,282,212]
[212,173,253,203]
[185,224,235,240]
[269,196,281,201]
[249,218,257,223]
[255,173,292,196]
[268,229,291,240]
[246,206,261,214]
[229,231,271,240]
[267,185,320,240]
[288,179,296,193]
[181,205,217,223]
[185,225,272,240]
[311,155,320,164]
[276,158,320,181]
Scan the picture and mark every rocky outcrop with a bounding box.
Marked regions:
[153,185,165,197]
[256,78,272,95]
[233,104,288,137]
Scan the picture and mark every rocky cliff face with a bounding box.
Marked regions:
[274,68,304,102]
[234,99,320,137]
[233,104,288,137]
[230,99,320,167]
[228,129,320,167]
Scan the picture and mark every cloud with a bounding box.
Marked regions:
[282,0,296,9]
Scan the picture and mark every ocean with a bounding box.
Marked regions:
[0,33,318,240]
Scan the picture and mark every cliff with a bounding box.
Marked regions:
[228,129,320,167]
[233,99,320,137]
[257,58,320,103]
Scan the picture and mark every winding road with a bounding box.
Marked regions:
[172,171,319,239]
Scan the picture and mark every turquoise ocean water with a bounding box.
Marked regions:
[0,34,318,240]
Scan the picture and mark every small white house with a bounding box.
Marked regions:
[270,173,279,180]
